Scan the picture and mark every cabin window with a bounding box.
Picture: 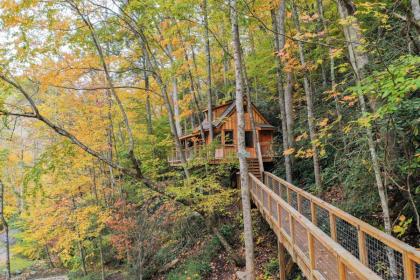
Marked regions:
[215,132,222,144]
[245,131,253,148]
[224,130,234,145]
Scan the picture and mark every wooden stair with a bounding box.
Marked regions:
[247,159,262,180]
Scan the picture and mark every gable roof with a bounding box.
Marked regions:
[201,100,274,130]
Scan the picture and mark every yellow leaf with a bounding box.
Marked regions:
[283,148,295,156]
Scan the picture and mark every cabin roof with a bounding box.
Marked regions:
[184,100,274,137]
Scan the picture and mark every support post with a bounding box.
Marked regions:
[308,232,315,279]
[278,240,287,280]
[357,227,368,265]
[329,213,337,241]
[403,253,415,280]
[338,260,346,280]
[311,201,317,225]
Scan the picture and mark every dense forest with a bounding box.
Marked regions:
[0,0,419,279]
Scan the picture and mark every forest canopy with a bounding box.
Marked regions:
[0,0,419,279]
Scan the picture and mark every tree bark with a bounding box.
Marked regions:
[284,73,294,151]
[291,2,322,189]
[143,57,153,135]
[171,77,182,136]
[230,1,256,279]
[0,180,11,280]
[203,0,214,141]
[271,4,293,183]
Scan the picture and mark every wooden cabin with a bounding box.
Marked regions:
[168,99,276,168]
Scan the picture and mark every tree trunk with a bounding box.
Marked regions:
[203,0,214,141]
[271,4,292,183]
[143,57,153,135]
[172,77,182,136]
[284,73,294,151]
[412,0,420,23]
[0,180,11,280]
[239,49,265,178]
[291,2,322,189]
[230,1,256,279]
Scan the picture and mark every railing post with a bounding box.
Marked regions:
[330,213,337,241]
[278,240,287,280]
[403,253,415,280]
[289,214,296,261]
[338,259,346,280]
[310,201,317,225]
[357,227,368,265]
[297,193,302,213]
[308,232,315,279]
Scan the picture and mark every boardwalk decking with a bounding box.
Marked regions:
[249,172,420,280]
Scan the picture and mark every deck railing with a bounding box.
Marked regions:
[249,172,420,280]
[168,142,276,163]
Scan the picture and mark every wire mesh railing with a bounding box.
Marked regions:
[249,171,420,280]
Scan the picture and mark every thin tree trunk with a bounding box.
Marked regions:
[172,77,182,136]
[91,166,106,280]
[144,57,153,135]
[291,2,322,189]
[284,73,294,151]
[412,0,420,23]
[45,244,55,269]
[271,5,292,183]
[230,1,256,279]
[203,0,214,141]
[240,51,264,178]
[0,180,11,280]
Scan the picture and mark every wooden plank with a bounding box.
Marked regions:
[403,252,415,280]
[289,214,296,261]
[330,213,337,241]
[297,193,302,213]
[311,200,317,225]
[338,260,346,280]
[308,232,315,272]
[278,240,287,280]
[357,228,368,265]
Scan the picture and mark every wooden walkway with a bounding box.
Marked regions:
[249,172,420,280]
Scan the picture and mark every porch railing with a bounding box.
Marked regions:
[167,142,276,163]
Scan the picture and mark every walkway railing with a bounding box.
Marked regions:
[168,142,276,164]
[249,172,420,280]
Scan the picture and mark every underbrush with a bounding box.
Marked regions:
[166,235,222,280]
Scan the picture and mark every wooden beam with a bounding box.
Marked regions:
[278,240,287,280]
[357,228,368,265]
[330,213,337,241]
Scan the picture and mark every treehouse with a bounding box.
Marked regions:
[168,99,276,169]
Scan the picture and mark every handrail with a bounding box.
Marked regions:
[167,142,276,163]
[251,171,420,280]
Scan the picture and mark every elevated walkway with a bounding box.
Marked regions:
[249,172,420,280]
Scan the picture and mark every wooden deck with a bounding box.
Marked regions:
[167,142,276,166]
[249,172,420,280]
